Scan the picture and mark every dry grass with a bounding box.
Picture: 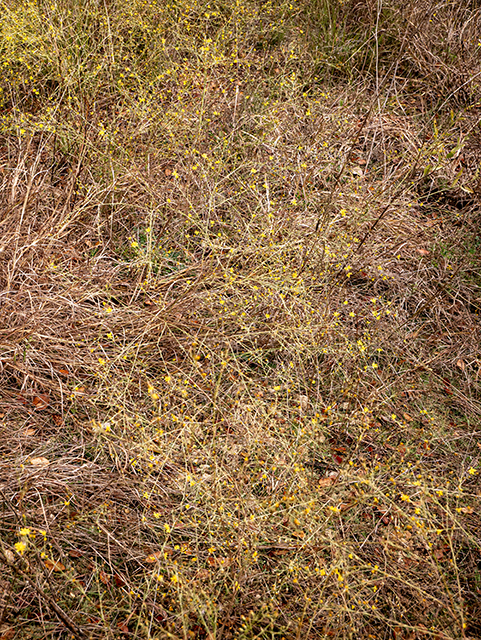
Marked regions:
[0,0,480,638]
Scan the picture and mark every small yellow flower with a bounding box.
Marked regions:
[14,541,27,554]
[468,467,477,475]
[19,528,31,537]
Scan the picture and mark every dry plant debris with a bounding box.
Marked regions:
[0,0,480,638]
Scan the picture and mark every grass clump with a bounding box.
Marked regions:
[0,0,480,638]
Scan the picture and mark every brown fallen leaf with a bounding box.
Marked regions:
[30,457,50,467]
[32,394,49,410]
[456,359,465,372]
[291,530,306,539]
[24,427,36,436]
[194,569,210,580]
[0,627,16,640]
[99,570,110,585]
[68,549,83,558]
[114,574,126,588]
[265,547,295,556]
[52,414,63,427]
[206,556,233,568]
[416,247,430,256]
[318,476,337,488]
[180,542,193,555]
[118,621,129,634]
[458,506,474,514]
[44,558,66,571]
[58,369,70,376]
[375,509,391,525]
[145,550,165,563]
[403,412,413,422]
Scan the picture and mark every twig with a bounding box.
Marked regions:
[0,546,87,639]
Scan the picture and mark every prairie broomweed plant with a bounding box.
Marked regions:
[0,0,480,638]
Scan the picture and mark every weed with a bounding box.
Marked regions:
[0,0,480,638]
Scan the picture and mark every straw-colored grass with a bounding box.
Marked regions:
[0,0,480,638]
